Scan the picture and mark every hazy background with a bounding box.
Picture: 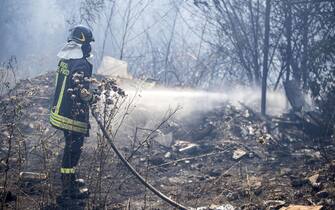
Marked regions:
[1,0,333,117]
[0,0,204,78]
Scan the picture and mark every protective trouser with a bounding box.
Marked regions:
[61,130,84,196]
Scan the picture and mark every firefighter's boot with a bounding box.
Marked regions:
[75,178,86,188]
[61,174,89,199]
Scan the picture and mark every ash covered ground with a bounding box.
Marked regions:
[1,72,334,210]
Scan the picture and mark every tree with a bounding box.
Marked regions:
[261,0,271,115]
[194,0,272,85]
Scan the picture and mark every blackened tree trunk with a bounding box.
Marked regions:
[164,10,178,85]
[301,5,310,90]
[261,0,271,115]
[285,0,292,82]
[120,0,133,60]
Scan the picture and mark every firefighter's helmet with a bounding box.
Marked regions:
[68,25,95,44]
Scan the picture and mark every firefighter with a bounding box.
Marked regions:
[50,25,95,200]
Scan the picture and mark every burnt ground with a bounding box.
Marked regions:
[0,72,334,210]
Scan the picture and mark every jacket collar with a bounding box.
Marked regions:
[57,41,83,59]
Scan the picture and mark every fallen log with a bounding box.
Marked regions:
[280,205,323,210]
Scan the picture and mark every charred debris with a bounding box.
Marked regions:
[0,72,334,209]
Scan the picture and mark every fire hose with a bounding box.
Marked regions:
[91,107,189,210]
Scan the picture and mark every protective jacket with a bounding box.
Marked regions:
[50,58,92,135]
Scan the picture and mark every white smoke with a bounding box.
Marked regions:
[127,86,287,118]
[97,83,288,146]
